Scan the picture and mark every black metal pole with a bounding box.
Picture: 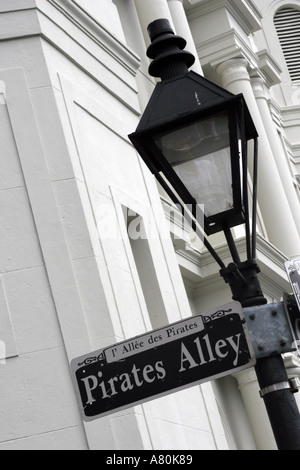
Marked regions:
[254,355,300,450]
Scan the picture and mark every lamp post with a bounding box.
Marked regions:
[129,18,300,450]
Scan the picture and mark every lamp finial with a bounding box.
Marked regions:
[146,18,195,80]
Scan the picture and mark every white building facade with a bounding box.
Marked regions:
[0,0,300,450]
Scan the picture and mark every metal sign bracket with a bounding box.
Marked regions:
[243,302,296,359]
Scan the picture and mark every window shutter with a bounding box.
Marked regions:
[274,7,300,82]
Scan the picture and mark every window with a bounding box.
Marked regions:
[274,6,300,82]
[125,209,169,330]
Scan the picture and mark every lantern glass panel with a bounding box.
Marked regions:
[154,112,234,218]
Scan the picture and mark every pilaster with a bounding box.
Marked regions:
[233,367,277,449]
[233,352,300,450]
[250,72,300,237]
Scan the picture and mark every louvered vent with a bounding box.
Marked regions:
[274,7,300,82]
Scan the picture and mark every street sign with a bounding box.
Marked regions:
[71,301,255,421]
[283,293,300,355]
[284,259,300,355]
[285,258,300,312]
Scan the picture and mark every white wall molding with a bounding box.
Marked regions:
[0,0,141,113]
[46,0,140,74]
[0,6,41,40]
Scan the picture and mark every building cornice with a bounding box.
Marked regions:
[255,49,282,88]
[280,105,300,128]
[195,28,259,71]
[176,232,290,295]
[184,0,262,35]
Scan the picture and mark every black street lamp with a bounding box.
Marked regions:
[129,18,264,309]
[129,18,300,450]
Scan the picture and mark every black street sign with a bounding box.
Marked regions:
[71,301,255,421]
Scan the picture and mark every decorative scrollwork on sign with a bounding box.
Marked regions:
[78,353,104,367]
[203,309,233,323]
[211,308,232,320]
